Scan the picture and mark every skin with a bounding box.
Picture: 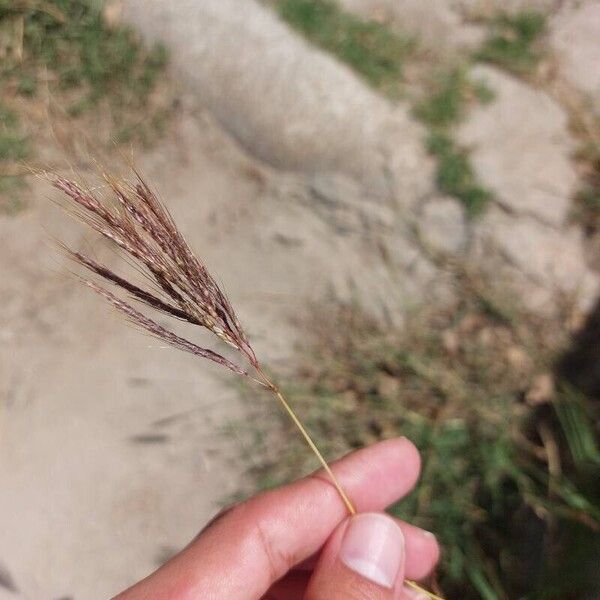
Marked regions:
[114,437,439,600]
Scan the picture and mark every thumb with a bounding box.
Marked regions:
[304,513,406,600]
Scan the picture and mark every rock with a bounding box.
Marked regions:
[307,172,396,233]
[452,0,558,17]
[382,228,457,310]
[338,0,485,53]
[120,0,433,204]
[550,1,600,111]
[418,196,468,255]
[458,65,577,227]
[473,207,600,314]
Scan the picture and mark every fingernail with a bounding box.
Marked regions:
[339,513,404,589]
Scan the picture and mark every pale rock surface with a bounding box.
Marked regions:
[120,0,433,204]
[473,207,600,314]
[452,0,559,16]
[458,65,576,227]
[338,0,485,52]
[418,196,469,255]
[550,1,600,111]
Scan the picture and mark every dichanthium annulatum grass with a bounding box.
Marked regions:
[50,169,443,600]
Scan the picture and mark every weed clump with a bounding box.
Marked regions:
[475,11,546,75]
[0,0,167,112]
[275,0,413,93]
[415,69,494,217]
[426,132,490,217]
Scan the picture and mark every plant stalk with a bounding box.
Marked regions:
[273,386,357,515]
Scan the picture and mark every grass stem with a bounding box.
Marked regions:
[258,370,442,600]
[258,368,356,514]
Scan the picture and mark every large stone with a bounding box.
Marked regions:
[458,65,577,227]
[120,0,433,205]
[550,1,600,111]
[452,0,558,16]
[338,0,484,52]
[418,196,468,255]
[473,207,599,314]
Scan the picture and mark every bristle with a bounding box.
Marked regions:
[85,281,248,376]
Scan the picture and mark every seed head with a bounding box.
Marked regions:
[53,171,257,377]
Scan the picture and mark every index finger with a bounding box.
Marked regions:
[115,437,422,600]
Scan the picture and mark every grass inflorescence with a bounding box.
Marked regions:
[51,169,442,599]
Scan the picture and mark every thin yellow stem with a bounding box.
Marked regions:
[256,368,443,600]
[272,387,356,515]
[405,580,445,600]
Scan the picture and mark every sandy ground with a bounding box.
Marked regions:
[0,104,311,599]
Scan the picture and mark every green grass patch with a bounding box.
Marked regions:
[475,11,546,75]
[0,0,168,111]
[243,296,600,599]
[0,104,29,162]
[0,132,29,162]
[415,67,494,129]
[275,0,413,93]
[574,185,600,222]
[0,176,27,215]
[0,0,170,214]
[0,104,29,214]
[415,69,494,217]
[427,132,491,217]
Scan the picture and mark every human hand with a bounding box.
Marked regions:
[114,437,439,599]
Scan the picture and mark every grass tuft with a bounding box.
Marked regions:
[415,68,494,129]
[0,175,27,215]
[427,132,490,217]
[475,11,546,75]
[0,0,168,111]
[573,182,600,231]
[275,0,413,93]
[0,0,170,215]
[0,104,29,214]
[415,69,494,217]
[0,106,29,161]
